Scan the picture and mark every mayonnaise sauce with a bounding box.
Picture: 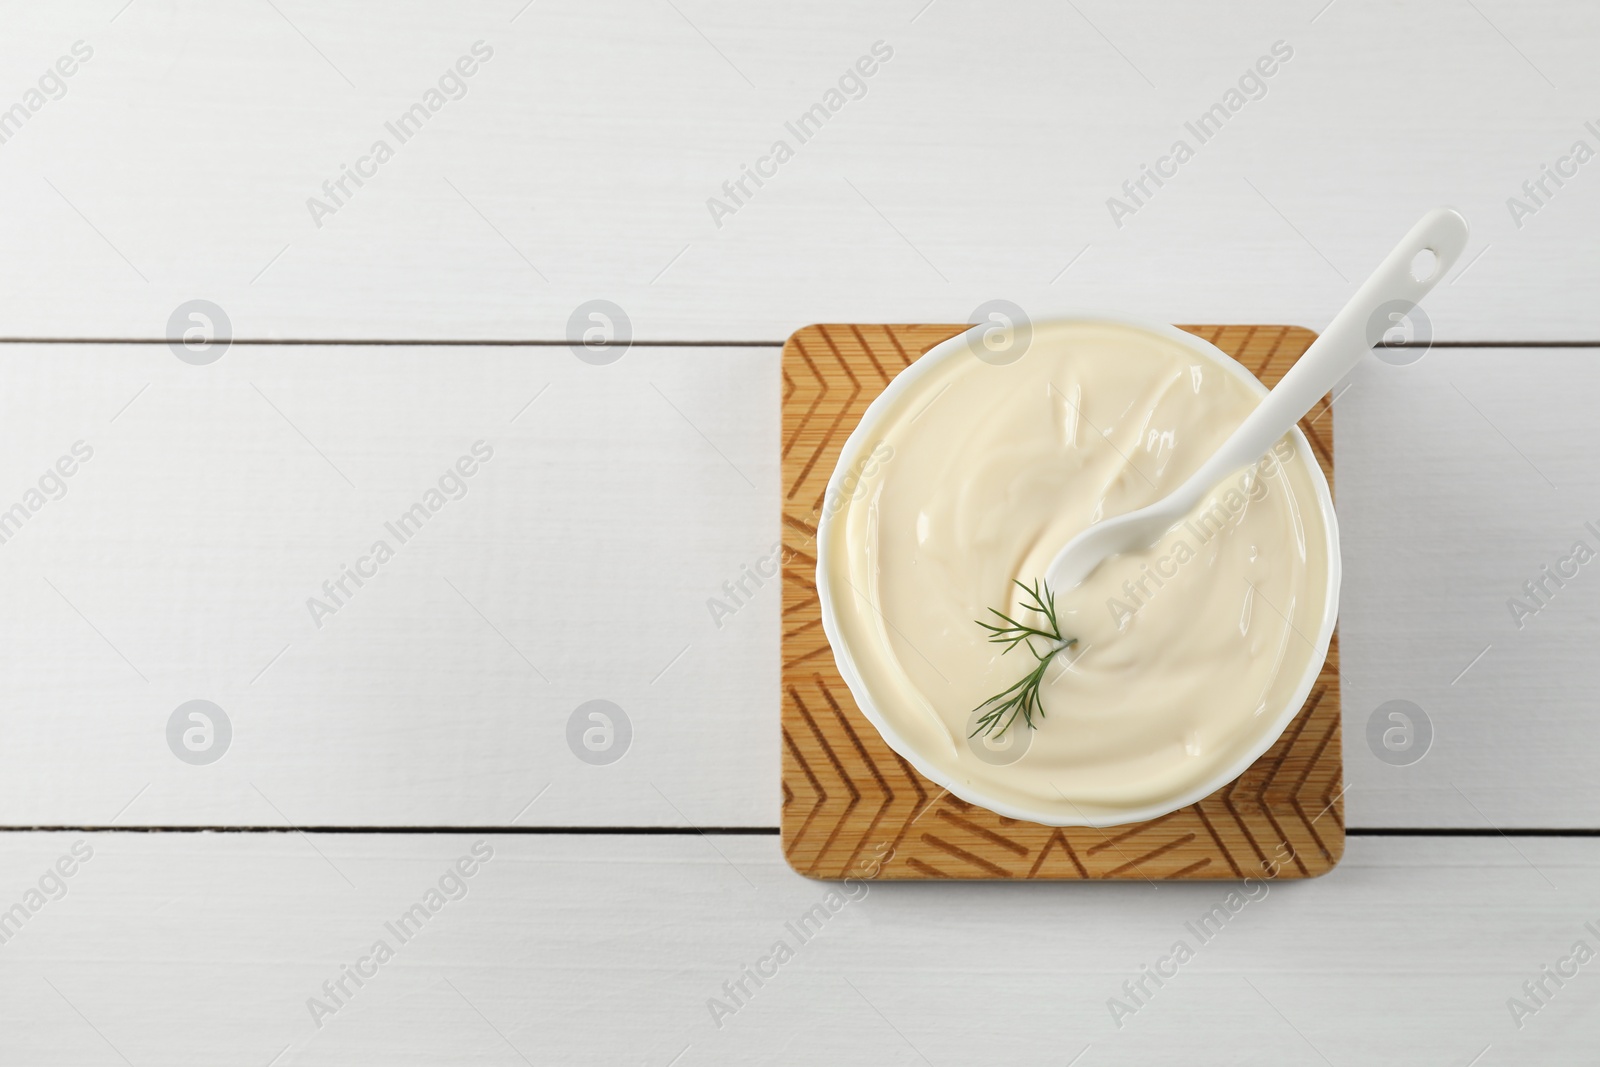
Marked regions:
[823,321,1333,823]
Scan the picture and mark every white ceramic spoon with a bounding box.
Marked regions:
[1044,206,1470,594]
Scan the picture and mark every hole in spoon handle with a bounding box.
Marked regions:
[1409,248,1437,283]
[1368,207,1470,309]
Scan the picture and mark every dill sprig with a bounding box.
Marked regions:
[969,578,1077,740]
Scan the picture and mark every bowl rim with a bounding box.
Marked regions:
[813,312,1343,828]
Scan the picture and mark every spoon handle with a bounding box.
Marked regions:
[1173,206,1470,512]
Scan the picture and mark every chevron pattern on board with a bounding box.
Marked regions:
[781,324,1343,881]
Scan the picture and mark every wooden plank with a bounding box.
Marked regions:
[780,325,1342,879]
[0,2,1594,341]
[0,341,1597,829]
[1337,347,1600,828]
[0,343,779,827]
[0,831,1593,1063]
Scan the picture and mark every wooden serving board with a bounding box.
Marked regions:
[781,324,1342,881]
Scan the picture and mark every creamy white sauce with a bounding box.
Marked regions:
[823,321,1333,823]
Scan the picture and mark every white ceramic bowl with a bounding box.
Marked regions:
[815,312,1342,827]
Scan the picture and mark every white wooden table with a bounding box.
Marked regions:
[2,1,1597,1062]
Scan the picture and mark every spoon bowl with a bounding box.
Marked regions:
[1046,206,1470,595]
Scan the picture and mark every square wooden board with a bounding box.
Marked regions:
[781,324,1342,880]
